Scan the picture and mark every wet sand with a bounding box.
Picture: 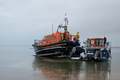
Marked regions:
[0,45,120,80]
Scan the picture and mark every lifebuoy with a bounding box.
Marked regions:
[75,35,79,40]
[69,35,72,41]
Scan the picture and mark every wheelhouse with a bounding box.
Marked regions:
[38,32,62,45]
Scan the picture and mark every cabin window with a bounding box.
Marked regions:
[100,39,104,46]
[95,39,104,46]
[91,40,94,44]
[50,35,53,38]
[47,36,49,39]
[95,39,98,46]
[43,37,46,41]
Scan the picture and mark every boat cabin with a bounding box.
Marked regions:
[38,31,73,46]
[87,38,105,47]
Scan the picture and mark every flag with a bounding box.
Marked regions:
[67,19,68,25]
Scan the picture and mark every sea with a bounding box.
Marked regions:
[0,45,120,80]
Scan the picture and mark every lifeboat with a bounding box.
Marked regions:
[32,17,84,58]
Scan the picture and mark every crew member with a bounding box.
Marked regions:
[61,33,64,41]
[73,37,76,43]
[63,31,67,41]
[104,36,107,45]
[67,32,70,41]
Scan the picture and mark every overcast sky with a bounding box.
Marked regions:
[0,0,120,47]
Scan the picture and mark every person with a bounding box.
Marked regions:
[63,31,67,41]
[73,37,76,43]
[104,36,107,45]
[61,33,64,41]
[67,32,70,41]
[77,32,80,37]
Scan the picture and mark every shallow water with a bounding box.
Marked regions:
[0,45,120,80]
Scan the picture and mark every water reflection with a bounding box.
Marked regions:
[84,62,111,80]
[32,57,111,80]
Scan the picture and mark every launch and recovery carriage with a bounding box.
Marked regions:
[81,37,111,61]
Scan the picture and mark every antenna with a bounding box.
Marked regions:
[64,14,67,31]
[65,14,67,26]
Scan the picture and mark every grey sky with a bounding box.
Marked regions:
[0,0,120,47]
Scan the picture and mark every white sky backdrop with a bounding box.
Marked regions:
[0,0,120,47]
